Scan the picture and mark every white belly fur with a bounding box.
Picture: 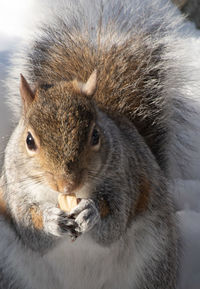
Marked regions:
[0,217,158,289]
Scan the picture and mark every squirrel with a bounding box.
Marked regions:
[0,0,185,288]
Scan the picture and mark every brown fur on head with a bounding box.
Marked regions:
[30,31,168,172]
[20,73,102,194]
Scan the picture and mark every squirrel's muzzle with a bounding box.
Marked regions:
[51,171,83,195]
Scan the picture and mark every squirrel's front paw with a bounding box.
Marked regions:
[69,199,100,234]
[43,205,78,238]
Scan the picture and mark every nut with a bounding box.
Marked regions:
[58,193,78,213]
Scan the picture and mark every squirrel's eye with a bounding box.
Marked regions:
[26,132,37,151]
[91,128,100,146]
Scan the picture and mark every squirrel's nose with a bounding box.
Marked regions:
[56,175,75,193]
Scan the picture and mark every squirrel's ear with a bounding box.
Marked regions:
[81,70,97,96]
[20,74,36,113]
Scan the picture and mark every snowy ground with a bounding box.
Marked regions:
[0,0,200,288]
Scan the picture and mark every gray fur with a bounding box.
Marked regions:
[0,0,191,288]
[5,0,186,174]
[0,108,178,288]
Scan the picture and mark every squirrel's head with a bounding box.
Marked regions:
[19,71,105,197]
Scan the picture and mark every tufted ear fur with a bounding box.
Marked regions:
[20,74,36,113]
[74,70,97,96]
[82,70,97,96]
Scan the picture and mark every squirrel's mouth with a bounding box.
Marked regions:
[45,170,91,199]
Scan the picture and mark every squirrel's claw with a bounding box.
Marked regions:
[69,199,100,234]
[59,217,79,237]
[43,205,79,238]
